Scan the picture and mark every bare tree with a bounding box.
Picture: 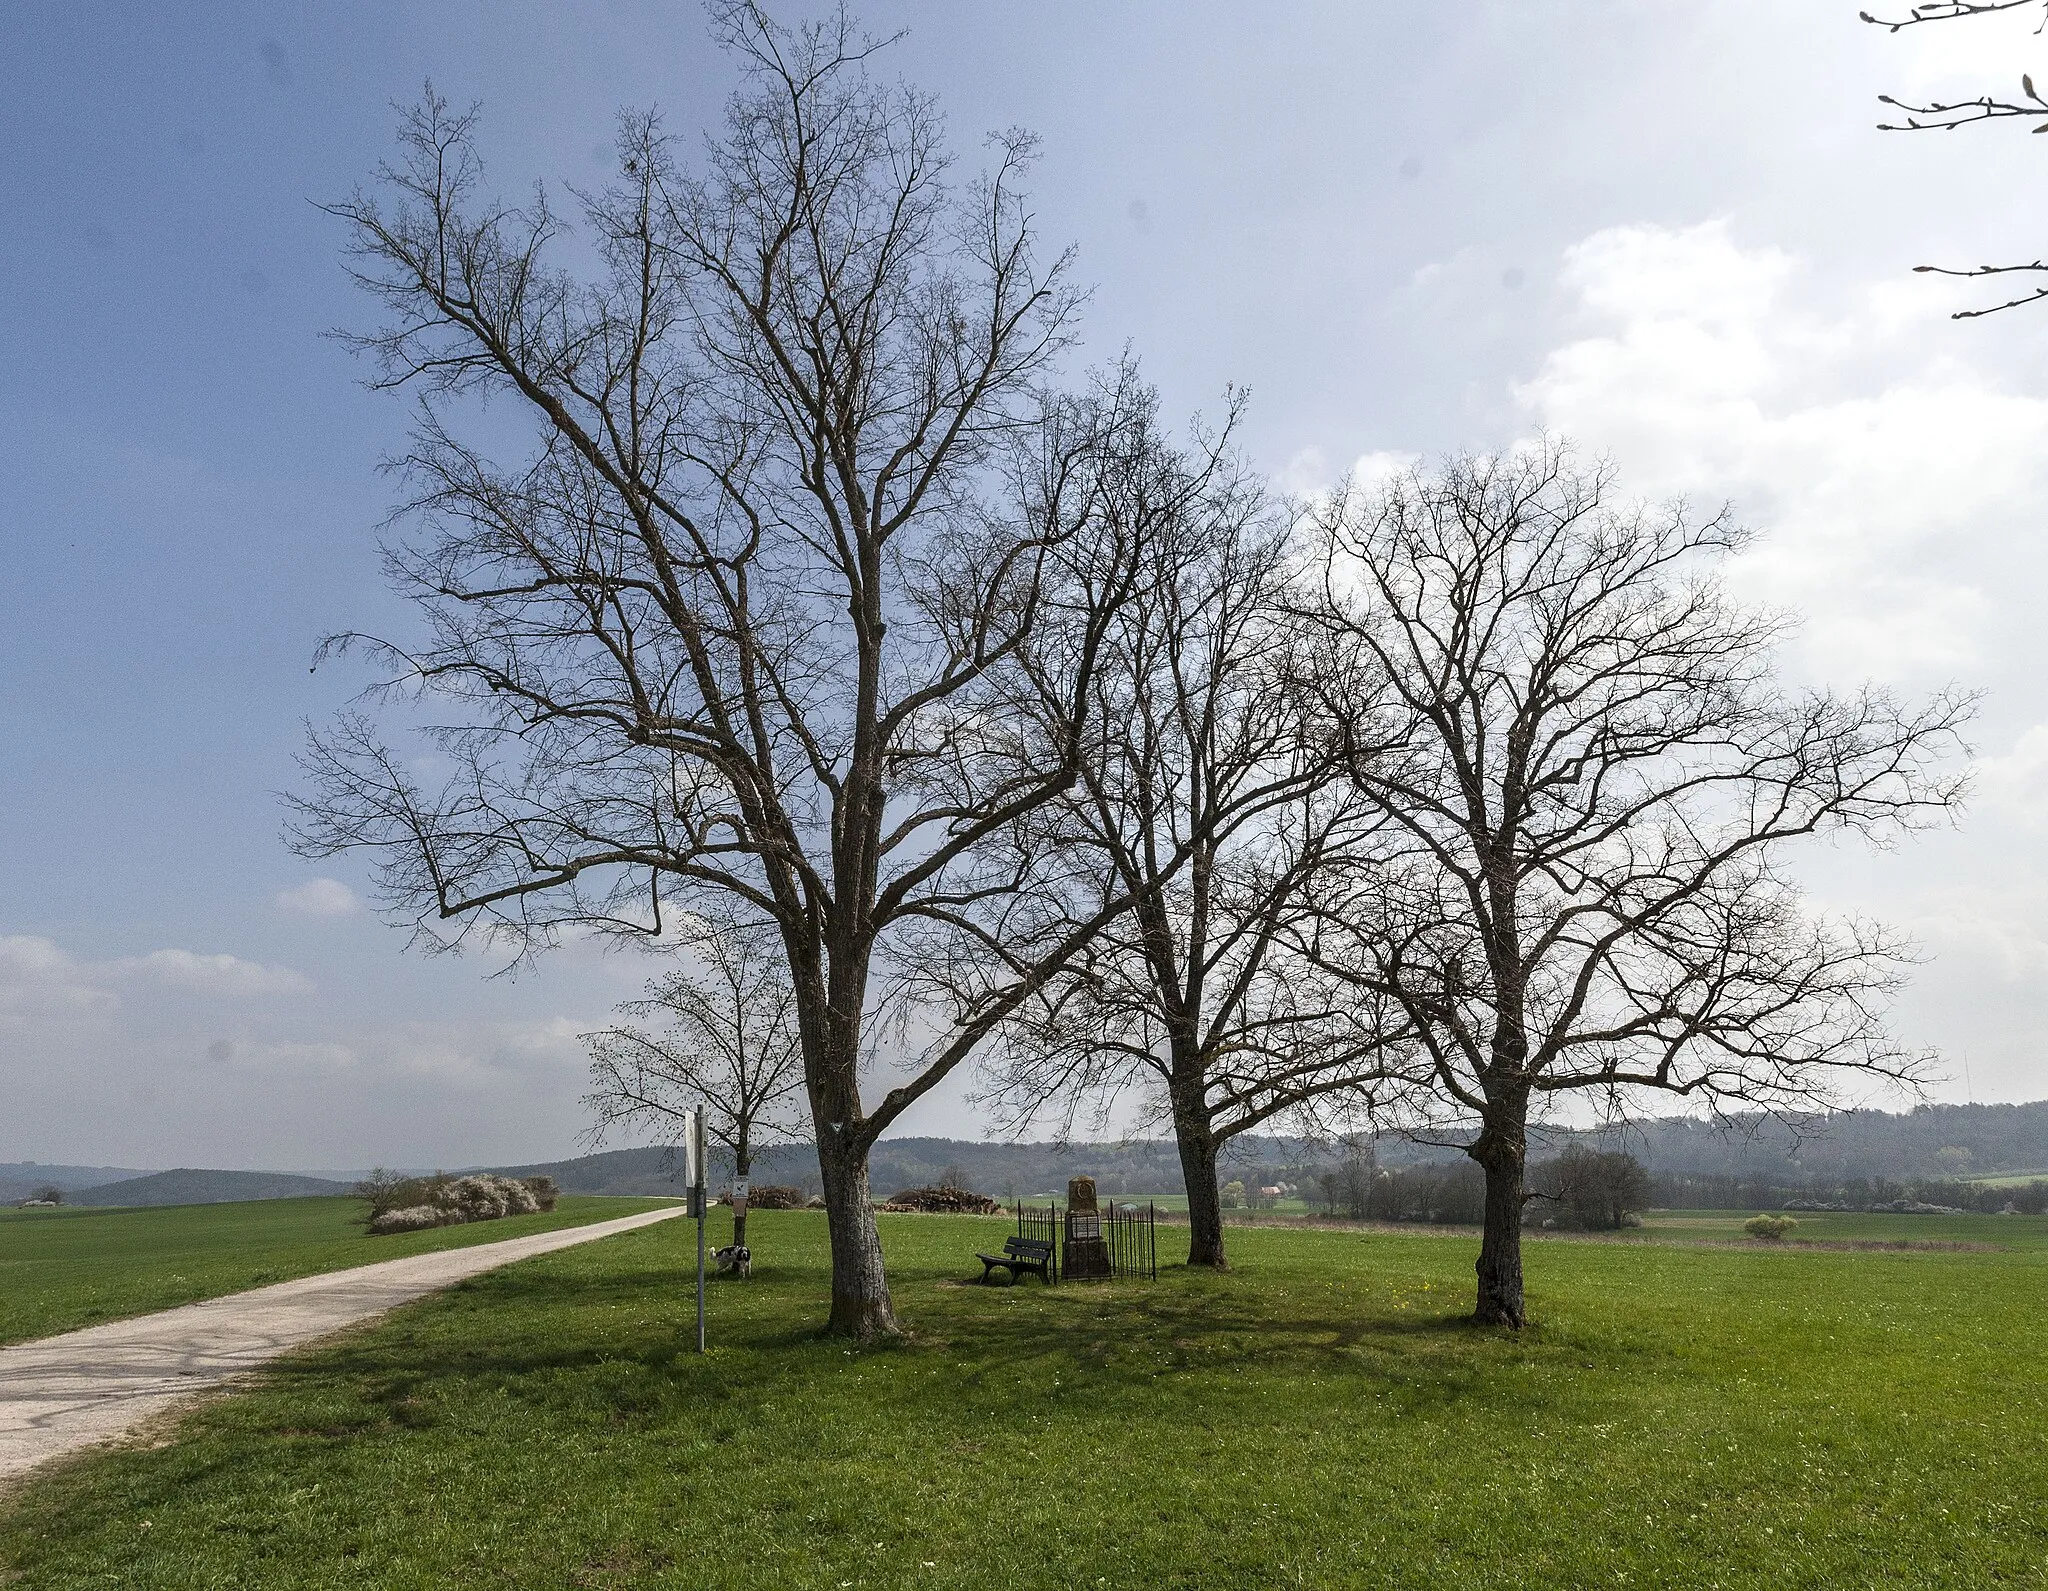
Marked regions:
[1865,0,2048,316]
[970,393,1412,1269]
[584,919,804,1250]
[1527,1147,1650,1231]
[289,7,1151,1337]
[1308,444,1971,1327]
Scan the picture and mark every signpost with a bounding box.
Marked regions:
[692,1105,708,1351]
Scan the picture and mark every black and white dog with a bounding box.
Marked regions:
[711,1244,752,1279]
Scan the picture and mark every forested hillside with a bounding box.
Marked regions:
[27,1100,2046,1210]
[494,1101,2048,1201]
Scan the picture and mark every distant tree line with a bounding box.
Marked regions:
[1648,1172,2048,1215]
[1299,1147,1650,1231]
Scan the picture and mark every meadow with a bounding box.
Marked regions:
[0,1195,675,1347]
[3,1205,2046,1588]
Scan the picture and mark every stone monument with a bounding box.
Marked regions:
[1063,1174,1111,1280]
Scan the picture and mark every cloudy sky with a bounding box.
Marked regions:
[4,1,2047,1171]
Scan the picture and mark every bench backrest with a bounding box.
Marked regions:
[1003,1236,1054,1259]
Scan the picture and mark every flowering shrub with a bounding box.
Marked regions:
[369,1205,446,1235]
[358,1171,556,1235]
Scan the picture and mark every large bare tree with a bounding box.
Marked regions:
[1865,0,2048,316]
[290,6,1150,1337]
[584,918,805,1251]
[1309,445,1971,1327]
[967,395,1412,1268]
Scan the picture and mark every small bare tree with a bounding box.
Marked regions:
[1309,444,1971,1326]
[290,7,1153,1337]
[584,921,804,1250]
[971,394,1412,1269]
[1865,0,2048,316]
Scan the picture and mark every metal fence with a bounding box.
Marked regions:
[1103,1200,1158,1281]
[1014,1197,1157,1282]
[1015,1200,1061,1283]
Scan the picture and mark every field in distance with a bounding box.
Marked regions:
[5,1207,2048,1588]
[0,1195,678,1347]
[1633,1208,2048,1248]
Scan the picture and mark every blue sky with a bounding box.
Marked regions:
[5,2,2048,1170]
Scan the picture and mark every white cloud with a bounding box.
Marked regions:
[0,933,312,1018]
[0,937,115,1017]
[1277,446,1419,505]
[1515,219,2048,681]
[119,949,314,998]
[1468,214,2048,1106]
[1972,725,2048,827]
[374,1016,590,1085]
[275,877,361,918]
[1345,449,1422,492]
[1275,446,1332,499]
[1906,883,2048,984]
[1559,220,1794,332]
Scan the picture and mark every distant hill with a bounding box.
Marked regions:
[25,1098,2048,1211]
[1525,1101,2048,1184]
[0,1161,149,1192]
[487,1146,693,1197]
[66,1169,353,1207]
[499,1104,2048,1200]
[486,1137,1197,1200]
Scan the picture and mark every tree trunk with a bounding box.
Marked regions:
[1175,1122,1228,1270]
[1469,1107,1528,1328]
[817,1135,893,1336]
[791,932,897,1338]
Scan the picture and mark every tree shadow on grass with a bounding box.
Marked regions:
[214,1250,1643,1451]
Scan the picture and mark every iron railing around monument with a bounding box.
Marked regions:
[1013,1197,1157,1281]
[1014,1199,1061,1283]
[1102,1200,1158,1281]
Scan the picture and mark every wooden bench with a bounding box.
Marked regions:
[975,1235,1055,1286]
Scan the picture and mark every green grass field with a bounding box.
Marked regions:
[0,1195,676,1348]
[4,1207,2047,1588]
[1963,1169,2048,1188]
[1638,1206,2048,1248]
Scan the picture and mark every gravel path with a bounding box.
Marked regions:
[0,1204,686,1487]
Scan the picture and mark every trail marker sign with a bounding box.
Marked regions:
[688,1107,707,1353]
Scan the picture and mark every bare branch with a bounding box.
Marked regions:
[1302,442,1971,1324]
[295,17,1123,1338]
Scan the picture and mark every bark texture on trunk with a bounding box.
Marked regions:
[1175,1124,1228,1270]
[795,935,898,1338]
[732,1147,750,1252]
[818,1133,895,1338]
[1469,1116,1528,1328]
